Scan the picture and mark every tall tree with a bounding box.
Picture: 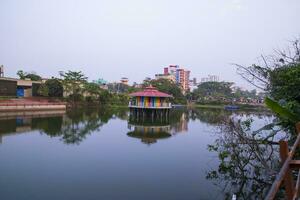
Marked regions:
[60,71,87,102]
[16,70,42,81]
[17,70,26,79]
[193,81,234,101]
[143,79,186,104]
[45,78,63,97]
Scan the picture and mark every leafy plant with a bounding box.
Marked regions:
[265,97,300,123]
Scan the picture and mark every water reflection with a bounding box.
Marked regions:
[206,116,283,200]
[127,109,191,144]
[0,107,128,144]
[0,107,279,199]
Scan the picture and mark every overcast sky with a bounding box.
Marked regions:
[0,0,299,89]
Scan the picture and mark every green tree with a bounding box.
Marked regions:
[25,73,42,81]
[17,70,26,79]
[193,81,234,103]
[16,70,42,81]
[37,83,49,97]
[235,39,300,101]
[269,65,300,103]
[98,89,111,104]
[45,78,63,97]
[144,79,186,104]
[60,71,87,102]
[84,82,101,101]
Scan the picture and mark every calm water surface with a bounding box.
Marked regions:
[0,107,278,200]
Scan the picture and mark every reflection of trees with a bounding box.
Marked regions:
[0,107,129,145]
[44,107,128,145]
[32,117,63,136]
[206,118,284,199]
[190,107,273,126]
[190,108,230,125]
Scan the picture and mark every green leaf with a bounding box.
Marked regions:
[265,97,300,123]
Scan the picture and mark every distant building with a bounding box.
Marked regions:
[0,77,43,97]
[93,78,108,90]
[192,78,197,86]
[200,75,219,83]
[133,82,143,88]
[155,73,176,83]
[144,77,152,82]
[120,77,129,85]
[0,65,4,77]
[175,68,190,92]
[161,65,190,93]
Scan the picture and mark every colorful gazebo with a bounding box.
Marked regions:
[128,86,172,109]
[128,86,173,120]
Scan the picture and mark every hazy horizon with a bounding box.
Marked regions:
[1,0,299,89]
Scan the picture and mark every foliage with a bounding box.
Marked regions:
[143,79,186,104]
[37,83,49,97]
[98,89,111,104]
[195,81,233,96]
[233,88,257,99]
[265,97,300,124]
[84,82,101,101]
[25,73,42,81]
[207,118,282,199]
[60,71,87,102]
[16,70,26,79]
[269,64,300,103]
[17,70,42,81]
[193,81,234,103]
[236,38,300,130]
[235,39,300,91]
[45,78,63,97]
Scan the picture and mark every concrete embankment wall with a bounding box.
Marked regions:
[0,104,66,112]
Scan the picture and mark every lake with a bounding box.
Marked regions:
[0,107,279,200]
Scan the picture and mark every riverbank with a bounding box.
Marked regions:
[188,103,268,110]
[0,98,66,111]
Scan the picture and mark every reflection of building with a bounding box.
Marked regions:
[170,113,188,135]
[127,110,189,144]
[0,110,65,143]
[127,124,171,145]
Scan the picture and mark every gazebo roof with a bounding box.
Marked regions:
[129,86,173,98]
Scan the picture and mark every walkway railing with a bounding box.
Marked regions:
[265,122,300,200]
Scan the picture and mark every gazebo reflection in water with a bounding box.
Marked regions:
[127,120,172,145]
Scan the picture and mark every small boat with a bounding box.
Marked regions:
[224,105,239,110]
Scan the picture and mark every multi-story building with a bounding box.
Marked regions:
[175,68,190,92]
[161,65,190,92]
[160,65,190,93]
[192,78,197,86]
